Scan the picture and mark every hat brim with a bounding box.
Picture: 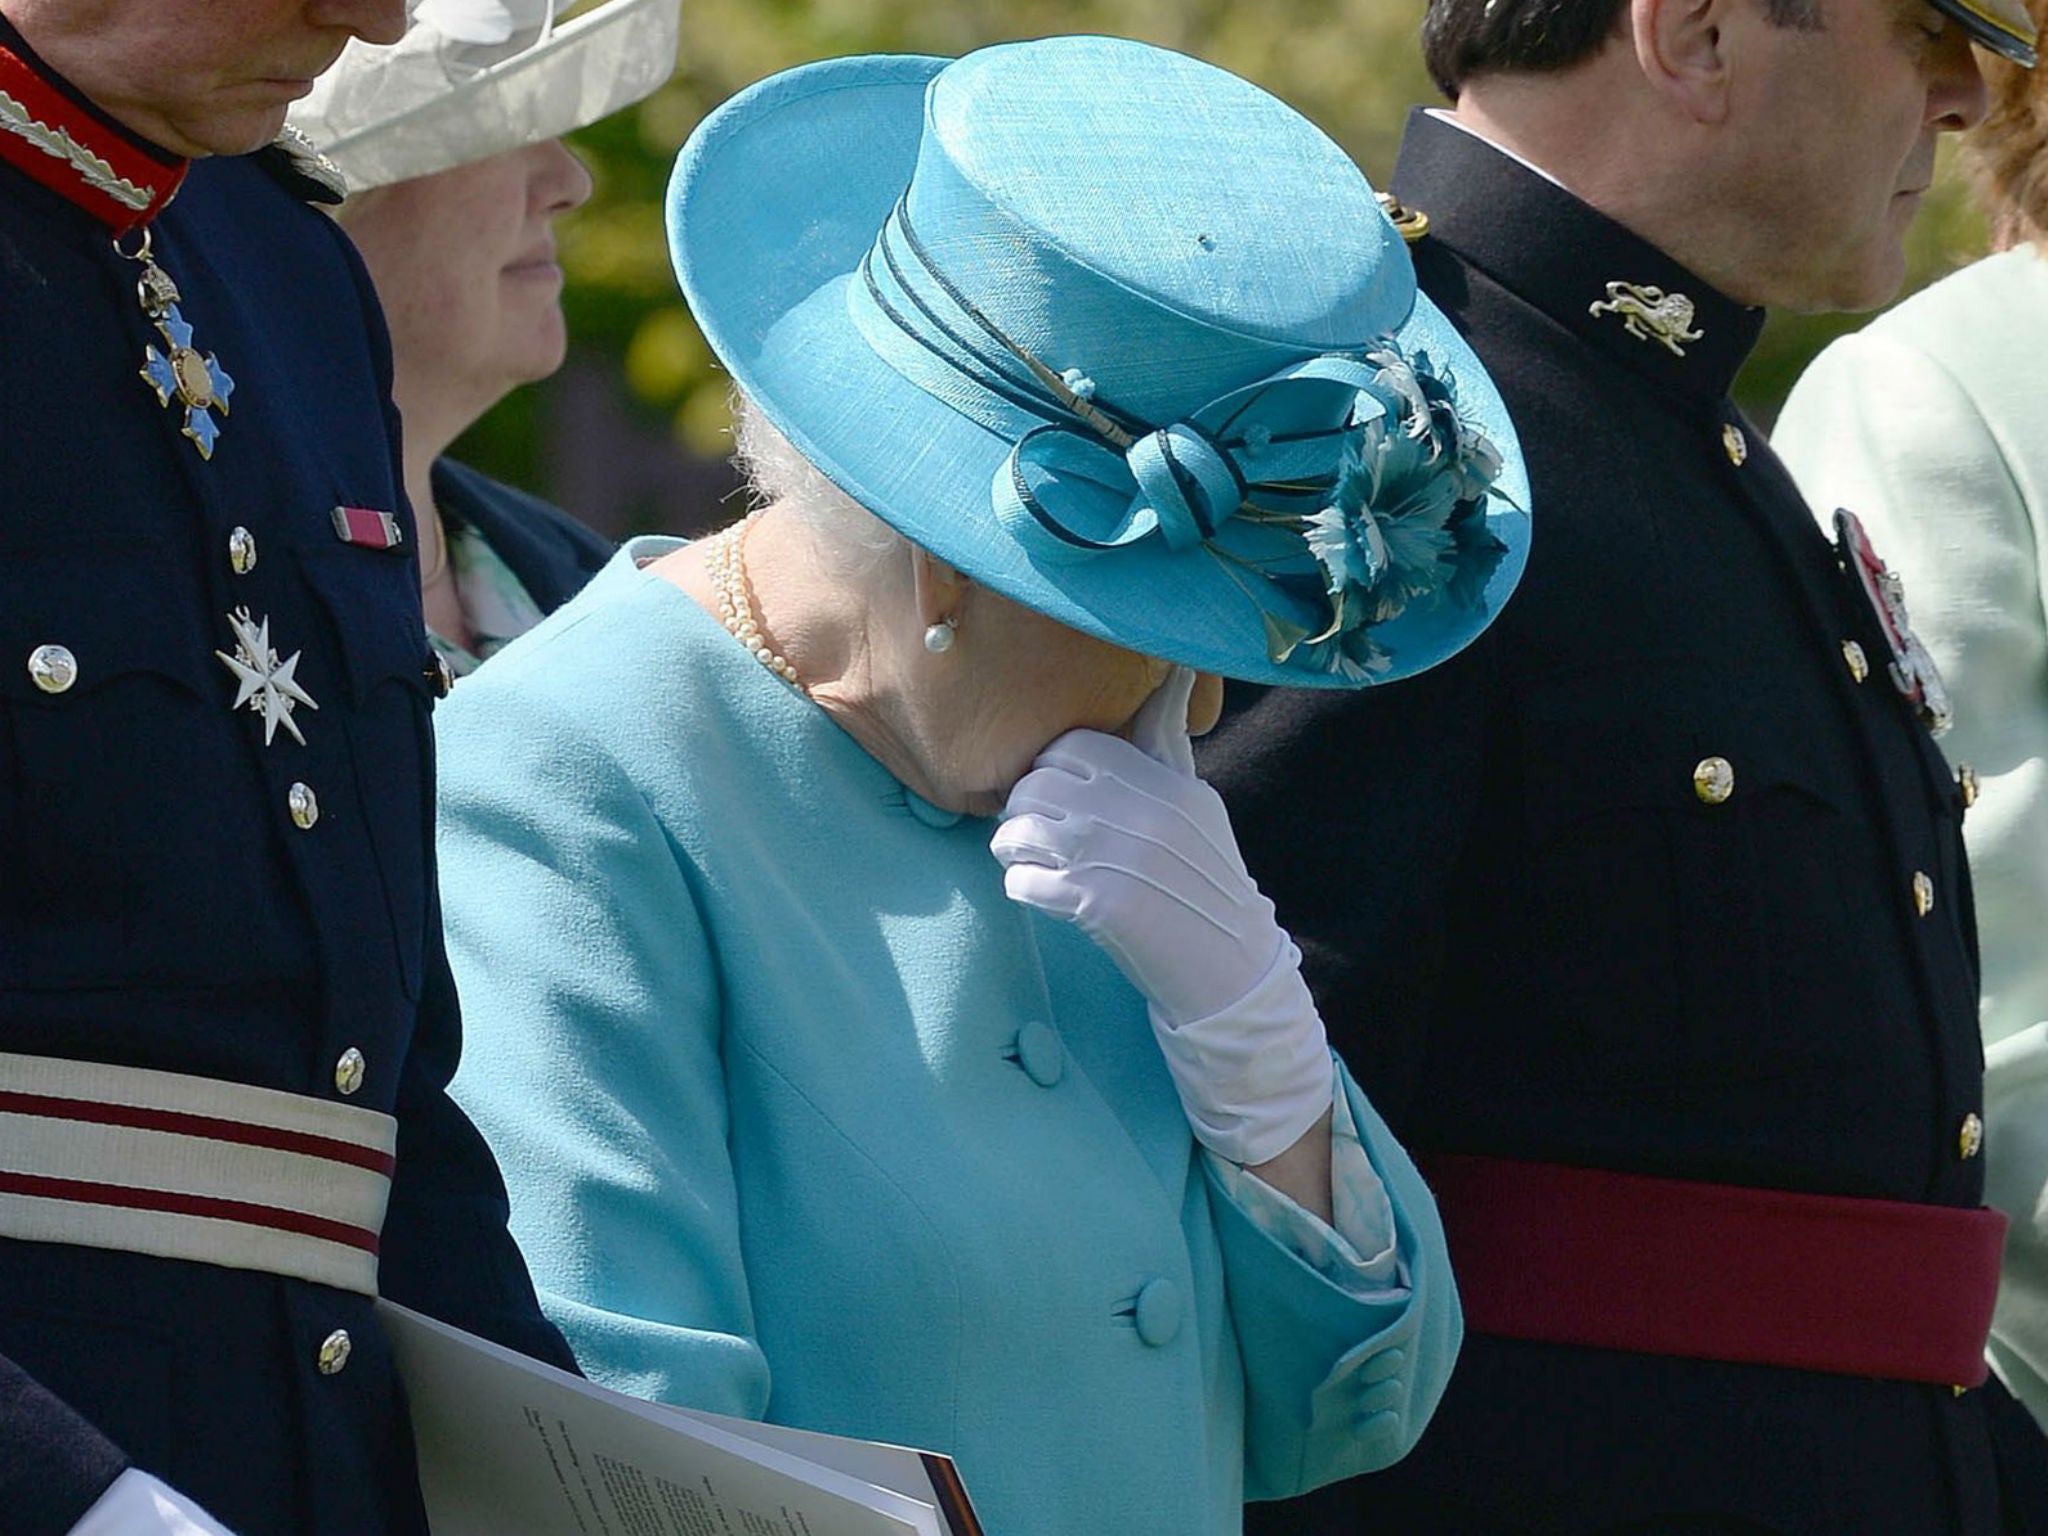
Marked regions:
[670,53,1530,689]
[302,0,682,192]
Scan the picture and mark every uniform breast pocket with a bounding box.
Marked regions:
[295,544,435,998]
[0,551,300,988]
[1517,677,1861,1091]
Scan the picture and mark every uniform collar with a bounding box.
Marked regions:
[1389,107,1763,405]
[0,13,186,232]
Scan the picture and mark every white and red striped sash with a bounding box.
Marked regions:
[0,1051,395,1296]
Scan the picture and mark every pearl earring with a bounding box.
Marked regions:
[923,617,958,654]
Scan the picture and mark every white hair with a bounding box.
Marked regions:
[730,391,907,583]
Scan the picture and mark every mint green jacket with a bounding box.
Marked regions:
[436,544,1459,1536]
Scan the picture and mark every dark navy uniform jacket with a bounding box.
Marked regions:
[1206,110,2048,1534]
[0,46,573,1536]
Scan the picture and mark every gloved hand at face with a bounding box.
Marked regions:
[991,667,1335,1166]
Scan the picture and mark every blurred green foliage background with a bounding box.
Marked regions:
[453,0,1992,536]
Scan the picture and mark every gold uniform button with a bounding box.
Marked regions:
[1842,640,1870,684]
[426,653,454,699]
[1375,192,1430,244]
[317,1328,352,1375]
[287,782,319,831]
[334,1047,366,1097]
[27,644,78,694]
[1960,1112,1985,1160]
[1722,423,1749,466]
[228,526,258,575]
[1692,756,1735,805]
[1913,870,1936,917]
[1958,764,1980,810]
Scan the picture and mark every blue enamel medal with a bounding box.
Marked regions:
[120,228,234,460]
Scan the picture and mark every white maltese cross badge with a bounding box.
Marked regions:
[215,608,319,746]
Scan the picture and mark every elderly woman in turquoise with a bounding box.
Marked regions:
[437,36,1529,1536]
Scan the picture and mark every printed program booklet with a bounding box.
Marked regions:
[378,1301,982,1536]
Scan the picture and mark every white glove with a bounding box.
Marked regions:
[68,1471,237,1536]
[1125,662,1201,776]
[991,668,1334,1164]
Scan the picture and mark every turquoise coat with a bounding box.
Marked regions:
[437,545,1459,1536]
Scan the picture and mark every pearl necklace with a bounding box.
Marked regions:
[708,515,805,693]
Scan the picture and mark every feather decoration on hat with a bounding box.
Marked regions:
[1276,345,1508,680]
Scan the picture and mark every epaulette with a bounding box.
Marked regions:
[254,123,348,207]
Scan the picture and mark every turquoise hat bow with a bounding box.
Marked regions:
[671,37,1529,686]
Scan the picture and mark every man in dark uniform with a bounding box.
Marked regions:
[1204,1,2048,1530]
[0,2,574,1532]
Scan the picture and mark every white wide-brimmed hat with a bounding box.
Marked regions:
[291,0,681,193]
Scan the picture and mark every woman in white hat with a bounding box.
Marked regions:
[436,36,1531,1536]
[291,0,680,676]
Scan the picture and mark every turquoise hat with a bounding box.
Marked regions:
[668,36,1530,687]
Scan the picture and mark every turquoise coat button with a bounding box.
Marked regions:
[904,792,962,829]
[1015,1020,1063,1087]
[1134,1278,1182,1347]
[1358,1347,1404,1385]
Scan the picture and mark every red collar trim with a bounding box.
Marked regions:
[0,39,186,231]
